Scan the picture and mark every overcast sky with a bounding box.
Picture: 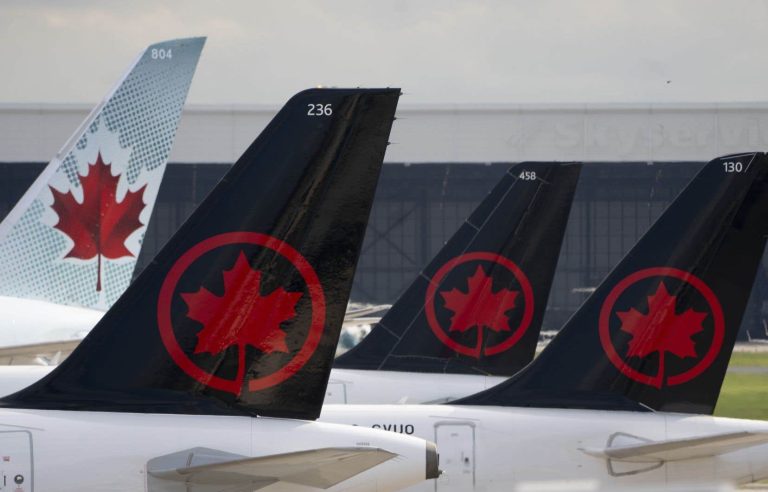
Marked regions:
[2,0,768,105]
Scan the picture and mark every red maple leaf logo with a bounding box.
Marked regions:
[49,152,146,291]
[181,252,303,388]
[440,265,519,352]
[616,281,707,387]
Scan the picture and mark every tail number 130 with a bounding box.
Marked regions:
[723,161,745,173]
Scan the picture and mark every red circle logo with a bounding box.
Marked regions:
[157,232,326,395]
[598,267,724,388]
[424,252,534,358]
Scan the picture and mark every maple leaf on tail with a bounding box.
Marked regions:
[440,265,519,354]
[49,152,146,291]
[181,252,303,389]
[617,281,707,388]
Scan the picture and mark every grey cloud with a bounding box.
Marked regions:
[1,0,767,105]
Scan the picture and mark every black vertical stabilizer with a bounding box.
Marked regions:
[335,163,581,375]
[455,153,768,414]
[0,89,400,420]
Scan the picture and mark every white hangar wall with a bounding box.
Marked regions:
[1,102,768,163]
[2,102,768,333]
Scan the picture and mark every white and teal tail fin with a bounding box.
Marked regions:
[0,37,205,310]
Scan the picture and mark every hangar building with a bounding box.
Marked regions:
[2,102,768,334]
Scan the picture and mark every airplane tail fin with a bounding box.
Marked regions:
[335,163,581,375]
[0,37,205,309]
[0,88,400,420]
[456,153,768,414]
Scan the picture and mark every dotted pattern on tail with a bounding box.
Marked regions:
[0,38,204,309]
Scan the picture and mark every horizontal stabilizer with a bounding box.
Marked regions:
[148,447,396,490]
[580,431,768,463]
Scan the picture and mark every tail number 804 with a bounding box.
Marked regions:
[151,48,172,60]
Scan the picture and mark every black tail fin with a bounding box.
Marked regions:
[335,163,581,375]
[456,153,768,414]
[0,88,400,420]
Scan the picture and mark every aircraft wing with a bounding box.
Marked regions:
[148,446,396,490]
[581,431,768,462]
[345,304,390,318]
[342,316,382,328]
[0,340,79,365]
[0,313,379,363]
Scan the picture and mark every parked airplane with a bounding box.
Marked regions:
[0,161,582,398]
[3,152,767,490]
[0,37,376,364]
[328,162,581,403]
[0,37,205,358]
[0,88,439,492]
[315,152,768,491]
[2,162,581,396]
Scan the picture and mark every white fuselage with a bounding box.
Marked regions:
[0,370,765,490]
[0,296,505,404]
[327,369,506,404]
[0,366,768,486]
[0,364,505,406]
[319,405,768,491]
[0,296,102,347]
[0,409,430,492]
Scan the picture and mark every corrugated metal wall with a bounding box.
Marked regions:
[3,161,766,338]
